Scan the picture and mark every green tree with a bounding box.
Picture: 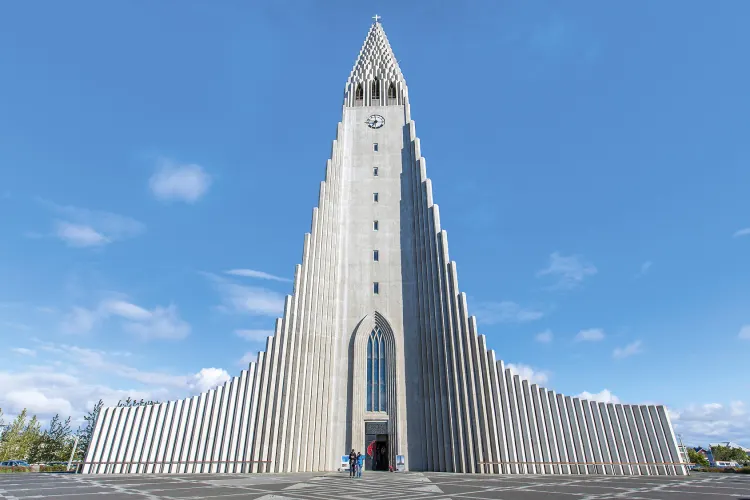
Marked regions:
[116,398,158,408]
[0,410,44,461]
[48,414,73,462]
[688,448,709,467]
[0,407,5,457]
[20,415,42,461]
[26,429,43,464]
[28,414,73,463]
[77,399,103,461]
[0,409,27,461]
[712,445,750,465]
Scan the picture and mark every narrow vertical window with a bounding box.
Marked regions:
[373,282,379,294]
[373,220,378,231]
[366,327,387,412]
[373,343,380,409]
[388,82,397,99]
[379,338,386,407]
[373,192,379,202]
[372,78,380,100]
[373,250,379,261]
[355,84,363,101]
[366,339,373,410]
[373,143,378,152]
[373,167,379,176]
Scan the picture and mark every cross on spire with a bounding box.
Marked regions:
[372,14,381,23]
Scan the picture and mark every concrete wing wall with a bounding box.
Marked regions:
[83,364,263,474]
[83,121,349,475]
[400,110,687,476]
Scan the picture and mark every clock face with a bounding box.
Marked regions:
[366,114,385,129]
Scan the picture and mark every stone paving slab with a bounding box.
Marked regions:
[0,472,748,499]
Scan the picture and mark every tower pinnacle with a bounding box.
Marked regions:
[344,19,407,106]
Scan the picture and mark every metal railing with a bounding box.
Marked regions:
[81,460,274,474]
[477,460,693,475]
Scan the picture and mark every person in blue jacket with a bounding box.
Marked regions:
[356,452,364,477]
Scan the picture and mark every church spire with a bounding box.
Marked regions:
[344,17,408,106]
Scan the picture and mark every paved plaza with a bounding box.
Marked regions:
[1,472,749,500]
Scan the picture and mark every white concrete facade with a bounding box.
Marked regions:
[83,21,686,476]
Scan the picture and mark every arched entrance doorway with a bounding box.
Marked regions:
[348,311,399,472]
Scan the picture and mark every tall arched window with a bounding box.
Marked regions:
[371,78,381,100]
[387,83,396,99]
[355,84,363,101]
[366,326,387,412]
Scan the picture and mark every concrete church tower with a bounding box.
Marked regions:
[83,19,687,476]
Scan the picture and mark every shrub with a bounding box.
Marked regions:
[40,464,70,472]
[695,466,750,474]
[0,466,31,473]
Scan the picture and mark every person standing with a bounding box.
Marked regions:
[356,452,364,478]
[348,449,357,477]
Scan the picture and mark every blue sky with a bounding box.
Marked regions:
[1,1,749,446]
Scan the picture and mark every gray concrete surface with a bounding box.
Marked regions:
[1,471,749,499]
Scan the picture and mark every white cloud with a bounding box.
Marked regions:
[60,299,191,340]
[0,341,238,424]
[11,347,36,356]
[0,364,166,424]
[122,305,191,340]
[534,330,553,343]
[575,328,605,342]
[225,269,291,282]
[473,301,544,325]
[671,400,750,446]
[204,273,285,317]
[2,321,32,331]
[101,300,152,321]
[61,306,98,334]
[5,390,73,416]
[571,392,750,445]
[222,284,284,316]
[613,340,643,358]
[35,199,145,248]
[636,260,652,278]
[188,368,230,393]
[730,400,746,417]
[55,222,110,247]
[738,325,750,340]
[537,252,597,290]
[506,363,550,385]
[732,227,750,238]
[235,329,273,342]
[239,352,258,366]
[149,159,211,203]
[576,389,620,404]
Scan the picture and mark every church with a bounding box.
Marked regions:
[83,18,686,476]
